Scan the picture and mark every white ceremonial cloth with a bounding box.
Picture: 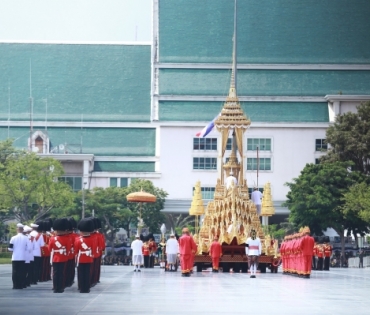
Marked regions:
[251,190,263,205]
[226,175,237,189]
[8,233,28,261]
[26,235,35,262]
[166,238,179,254]
[30,230,44,257]
[245,237,262,256]
[131,239,143,255]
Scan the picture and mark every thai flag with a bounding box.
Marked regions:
[195,114,220,137]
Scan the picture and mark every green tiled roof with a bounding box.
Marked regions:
[0,127,156,156]
[159,101,329,123]
[159,69,370,96]
[159,0,370,63]
[94,161,155,172]
[0,44,151,122]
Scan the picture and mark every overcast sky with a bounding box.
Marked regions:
[0,0,152,42]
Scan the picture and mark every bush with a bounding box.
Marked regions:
[0,252,11,258]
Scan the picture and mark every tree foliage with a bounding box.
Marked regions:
[57,179,168,246]
[0,140,75,222]
[284,162,368,256]
[323,101,370,175]
[342,182,370,224]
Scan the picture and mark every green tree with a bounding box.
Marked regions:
[0,147,75,222]
[342,182,370,224]
[323,101,370,175]
[284,162,367,257]
[165,213,195,234]
[78,179,167,247]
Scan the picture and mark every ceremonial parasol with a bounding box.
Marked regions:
[127,190,157,234]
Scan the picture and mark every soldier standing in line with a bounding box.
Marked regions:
[312,236,319,270]
[142,239,150,268]
[75,218,95,293]
[48,218,70,293]
[316,237,324,270]
[209,236,222,272]
[323,236,333,271]
[8,223,28,289]
[148,234,157,268]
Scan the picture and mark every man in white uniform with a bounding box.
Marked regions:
[245,229,262,278]
[23,225,34,288]
[131,234,143,272]
[8,223,28,289]
[30,223,44,284]
[251,187,263,216]
[166,232,179,271]
[226,171,238,189]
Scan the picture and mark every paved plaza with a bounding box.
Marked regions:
[0,265,369,315]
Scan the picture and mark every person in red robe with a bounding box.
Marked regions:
[178,228,197,277]
[209,236,222,272]
[300,226,315,278]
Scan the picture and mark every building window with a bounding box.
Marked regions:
[315,139,327,151]
[110,178,118,187]
[246,158,271,171]
[247,138,271,151]
[193,157,217,170]
[120,178,128,187]
[60,177,82,191]
[226,138,232,150]
[315,158,320,165]
[193,138,217,150]
[248,187,264,200]
[193,187,215,200]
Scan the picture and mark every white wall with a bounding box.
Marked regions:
[152,124,328,202]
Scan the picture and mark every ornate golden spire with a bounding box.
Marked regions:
[215,0,250,131]
[261,182,275,217]
[189,181,205,216]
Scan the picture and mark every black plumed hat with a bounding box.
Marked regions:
[324,236,330,243]
[36,221,43,232]
[140,234,145,241]
[78,218,95,233]
[53,218,65,231]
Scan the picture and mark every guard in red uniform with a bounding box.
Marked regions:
[316,237,324,270]
[209,236,222,272]
[142,240,150,268]
[178,228,197,277]
[323,236,332,271]
[40,220,51,282]
[48,218,70,293]
[94,218,105,283]
[300,226,315,278]
[75,218,95,293]
[148,234,157,268]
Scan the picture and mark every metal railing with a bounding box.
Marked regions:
[348,256,370,268]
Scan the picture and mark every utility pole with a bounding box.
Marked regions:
[82,181,87,219]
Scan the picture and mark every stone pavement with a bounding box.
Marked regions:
[0,265,369,315]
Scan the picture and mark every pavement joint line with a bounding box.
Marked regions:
[78,269,132,313]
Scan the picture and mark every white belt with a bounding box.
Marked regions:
[76,250,92,267]
[50,248,67,265]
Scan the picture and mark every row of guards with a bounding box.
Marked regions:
[8,217,105,293]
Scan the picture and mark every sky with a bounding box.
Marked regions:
[0,0,152,42]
